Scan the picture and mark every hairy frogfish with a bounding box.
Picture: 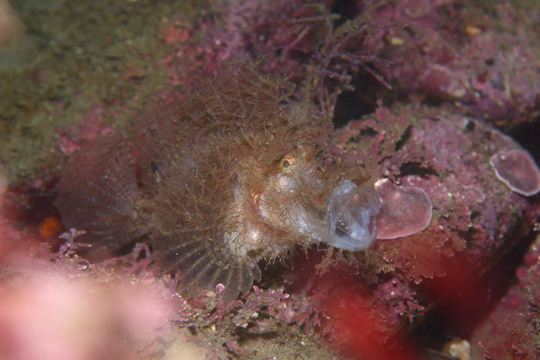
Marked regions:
[55,62,381,299]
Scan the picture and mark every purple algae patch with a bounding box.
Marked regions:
[490,149,540,197]
[374,179,433,240]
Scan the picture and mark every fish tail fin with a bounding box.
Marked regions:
[55,136,147,260]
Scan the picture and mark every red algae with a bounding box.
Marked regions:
[490,148,540,197]
[470,234,540,359]
[56,106,113,156]
[0,229,207,360]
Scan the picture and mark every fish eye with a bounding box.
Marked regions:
[280,154,296,174]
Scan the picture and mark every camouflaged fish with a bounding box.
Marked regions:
[55,61,380,299]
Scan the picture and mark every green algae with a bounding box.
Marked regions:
[0,0,207,185]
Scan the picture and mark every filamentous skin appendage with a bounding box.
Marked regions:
[55,62,380,299]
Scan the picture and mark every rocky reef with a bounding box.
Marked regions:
[1,0,539,359]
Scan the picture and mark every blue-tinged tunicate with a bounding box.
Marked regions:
[326,180,380,251]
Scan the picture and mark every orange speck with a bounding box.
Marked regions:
[464,24,482,36]
[38,215,63,238]
[388,36,404,46]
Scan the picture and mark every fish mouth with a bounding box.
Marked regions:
[256,179,380,252]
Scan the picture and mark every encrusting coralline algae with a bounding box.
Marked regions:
[2,1,540,358]
[55,61,381,299]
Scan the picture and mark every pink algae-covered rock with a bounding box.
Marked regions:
[0,242,206,360]
[333,104,537,320]
[490,149,540,197]
[470,233,540,359]
[359,1,540,123]
[374,178,433,239]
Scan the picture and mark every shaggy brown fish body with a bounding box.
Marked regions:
[56,63,380,299]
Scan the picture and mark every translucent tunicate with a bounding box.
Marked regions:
[326,180,380,251]
[490,149,540,197]
[374,179,433,239]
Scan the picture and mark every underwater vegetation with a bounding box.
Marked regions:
[1,0,540,359]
